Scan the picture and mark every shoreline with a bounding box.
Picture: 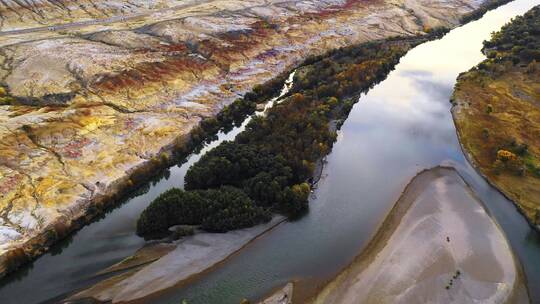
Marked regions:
[448,4,540,233]
[69,216,287,303]
[451,106,540,234]
[311,167,529,303]
[305,167,437,303]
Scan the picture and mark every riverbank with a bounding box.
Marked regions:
[451,5,540,230]
[258,283,293,304]
[312,167,529,303]
[69,216,285,303]
[0,0,510,278]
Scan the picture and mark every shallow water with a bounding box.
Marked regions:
[1,1,540,303]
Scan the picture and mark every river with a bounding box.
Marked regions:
[1,0,539,303]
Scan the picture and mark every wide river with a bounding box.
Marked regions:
[1,0,539,303]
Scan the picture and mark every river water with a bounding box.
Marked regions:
[1,0,539,303]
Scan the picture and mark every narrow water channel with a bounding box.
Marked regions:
[1,1,539,303]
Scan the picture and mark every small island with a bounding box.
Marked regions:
[136,36,435,239]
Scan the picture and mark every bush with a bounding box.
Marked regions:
[278,183,310,217]
[494,149,525,175]
[136,189,208,236]
[170,226,195,240]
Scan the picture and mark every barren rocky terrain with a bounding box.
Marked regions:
[0,0,496,277]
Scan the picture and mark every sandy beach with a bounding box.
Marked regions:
[313,167,529,304]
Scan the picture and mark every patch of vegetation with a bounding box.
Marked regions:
[468,5,540,80]
[452,6,540,226]
[138,35,434,238]
[482,6,540,65]
[492,139,530,175]
[136,187,270,236]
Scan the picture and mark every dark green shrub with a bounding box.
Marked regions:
[277,183,310,217]
[200,187,271,232]
[137,187,270,236]
[136,189,207,235]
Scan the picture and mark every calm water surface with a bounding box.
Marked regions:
[1,1,539,303]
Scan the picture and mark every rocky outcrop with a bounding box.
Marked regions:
[0,0,494,277]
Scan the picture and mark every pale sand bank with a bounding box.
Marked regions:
[71,216,285,303]
[313,167,529,304]
[257,283,293,304]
